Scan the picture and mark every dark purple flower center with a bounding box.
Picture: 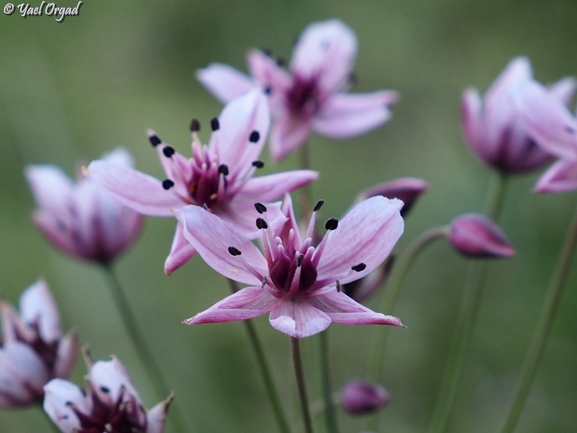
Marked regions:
[286,76,319,116]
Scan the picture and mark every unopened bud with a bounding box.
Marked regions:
[448,214,515,258]
[340,380,389,416]
[356,177,428,217]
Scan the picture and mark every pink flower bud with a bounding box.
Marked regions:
[340,380,389,415]
[448,214,515,258]
[356,177,428,217]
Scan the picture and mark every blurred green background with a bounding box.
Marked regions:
[1,0,577,432]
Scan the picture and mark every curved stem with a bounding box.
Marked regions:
[319,330,339,433]
[100,264,188,433]
[369,226,448,382]
[498,202,577,433]
[291,336,314,433]
[226,279,291,433]
[428,171,508,433]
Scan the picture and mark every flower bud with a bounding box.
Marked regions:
[448,214,515,258]
[340,380,389,415]
[356,177,428,217]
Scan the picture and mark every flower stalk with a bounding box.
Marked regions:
[498,201,577,433]
[292,337,314,433]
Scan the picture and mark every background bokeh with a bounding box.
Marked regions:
[1,0,577,432]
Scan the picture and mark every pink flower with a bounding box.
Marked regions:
[26,148,143,265]
[448,214,515,258]
[197,19,398,161]
[461,56,576,174]
[175,195,404,338]
[0,280,77,408]
[44,352,172,433]
[88,90,317,274]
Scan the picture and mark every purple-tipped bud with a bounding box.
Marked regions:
[356,177,428,217]
[448,214,515,258]
[340,380,390,416]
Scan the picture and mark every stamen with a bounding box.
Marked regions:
[254,202,267,214]
[252,160,264,168]
[211,117,220,131]
[313,199,324,212]
[256,218,268,229]
[325,218,339,231]
[190,118,201,132]
[336,280,341,292]
[162,179,174,190]
[297,253,304,267]
[264,86,272,95]
[276,58,285,67]
[149,134,162,147]
[351,263,367,272]
[565,125,576,134]
[218,164,229,176]
[228,246,241,256]
[249,131,260,143]
[100,386,110,393]
[163,146,175,157]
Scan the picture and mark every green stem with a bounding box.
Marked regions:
[428,171,508,433]
[226,279,291,433]
[319,331,339,433]
[498,202,577,433]
[366,226,446,433]
[100,264,187,433]
[291,337,314,433]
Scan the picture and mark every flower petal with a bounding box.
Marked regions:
[197,63,256,103]
[313,91,398,138]
[534,159,577,193]
[247,49,292,92]
[164,223,196,274]
[239,170,319,203]
[461,88,485,159]
[89,357,142,409]
[317,196,404,284]
[485,56,532,105]
[291,19,357,95]
[87,161,180,216]
[269,113,312,162]
[309,290,403,327]
[184,287,276,324]
[549,76,577,108]
[19,279,61,343]
[25,165,74,219]
[174,206,267,285]
[53,330,78,379]
[147,394,174,433]
[217,200,284,239]
[43,378,87,432]
[269,297,332,338]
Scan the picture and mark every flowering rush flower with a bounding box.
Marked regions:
[510,72,577,192]
[461,56,576,174]
[0,280,77,408]
[25,148,143,265]
[44,351,172,433]
[197,19,398,161]
[175,195,404,338]
[87,90,318,273]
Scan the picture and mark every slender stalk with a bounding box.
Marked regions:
[366,226,446,433]
[428,171,508,433]
[100,264,187,433]
[291,337,314,433]
[498,202,577,433]
[319,331,339,433]
[226,279,291,433]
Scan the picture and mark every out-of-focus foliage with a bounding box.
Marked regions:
[1,0,576,432]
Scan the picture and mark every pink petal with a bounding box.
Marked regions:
[90,357,142,409]
[239,170,319,203]
[32,211,84,259]
[513,80,577,160]
[313,91,398,138]
[461,88,485,158]
[534,159,577,193]
[197,63,256,103]
[174,206,267,285]
[317,196,404,284]
[270,113,312,161]
[25,165,73,218]
[269,297,332,338]
[291,19,357,95]
[217,200,284,240]
[87,161,180,216]
[485,56,532,105]
[209,89,270,180]
[0,342,50,402]
[309,290,403,327]
[43,378,88,432]
[54,330,78,379]
[19,279,61,343]
[146,394,174,433]
[164,222,196,274]
[247,49,292,92]
[549,76,577,107]
[184,286,276,324]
